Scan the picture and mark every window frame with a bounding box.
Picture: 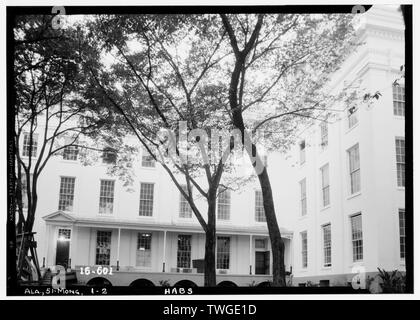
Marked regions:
[136,232,152,268]
[98,179,115,215]
[347,144,361,195]
[350,213,363,262]
[320,164,330,207]
[95,230,112,266]
[22,132,39,158]
[254,190,266,222]
[322,224,332,267]
[58,176,76,212]
[300,178,307,216]
[216,236,230,270]
[139,182,154,217]
[392,84,405,117]
[177,234,192,269]
[301,231,308,268]
[398,209,406,261]
[395,137,405,188]
[217,189,231,220]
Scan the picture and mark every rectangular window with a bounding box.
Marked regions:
[99,180,115,214]
[177,235,191,268]
[102,147,117,164]
[351,214,363,262]
[216,236,230,270]
[395,138,405,187]
[301,231,308,268]
[348,144,360,194]
[255,190,266,222]
[136,233,152,267]
[22,132,38,157]
[321,164,330,207]
[320,122,328,148]
[299,141,306,164]
[58,177,75,212]
[255,239,267,250]
[58,228,71,241]
[348,106,358,128]
[217,189,231,220]
[96,231,111,265]
[139,183,154,216]
[300,179,307,216]
[399,209,406,260]
[322,224,332,267]
[179,185,192,218]
[393,85,405,116]
[141,146,155,167]
[63,144,78,161]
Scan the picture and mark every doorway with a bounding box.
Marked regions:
[255,251,270,275]
[55,228,71,269]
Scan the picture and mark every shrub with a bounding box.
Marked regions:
[377,268,406,293]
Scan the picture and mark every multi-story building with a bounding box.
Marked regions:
[22,5,405,288]
[286,5,406,287]
[28,136,293,287]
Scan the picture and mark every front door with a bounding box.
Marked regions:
[255,251,270,275]
[56,229,71,268]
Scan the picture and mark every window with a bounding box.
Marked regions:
[320,122,328,148]
[299,141,306,164]
[217,189,231,220]
[99,180,115,214]
[399,209,406,260]
[216,236,230,270]
[351,214,363,262]
[22,132,38,157]
[348,106,358,128]
[139,183,154,216]
[395,138,405,187]
[348,144,360,194]
[102,147,117,164]
[321,164,330,207]
[177,235,191,268]
[393,85,405,116]
[63,144,78,161]
[322,224,332,267]
[58,177,75,212]
[141,146,155,167]
[301,231,308,268]
[255,190,266,222]
[300,179,307,216]
[58,228,71,241]
[179,185,192,218]
[255,238,267,250]
[96,231,111,265]
[136,233,152,267]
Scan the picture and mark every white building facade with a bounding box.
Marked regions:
[286,5,406,286]
[22,5,405,288]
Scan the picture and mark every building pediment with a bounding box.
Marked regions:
[43,210,76,223]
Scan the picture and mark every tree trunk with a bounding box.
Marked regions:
[255,165,286,286]
[204,196,217,287]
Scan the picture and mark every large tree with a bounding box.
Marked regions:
[82,14,246,286]
[219,13,356,285]
[13,15,105,280]
[83,13,357,287]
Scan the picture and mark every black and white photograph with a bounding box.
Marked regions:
[2,1,414,303]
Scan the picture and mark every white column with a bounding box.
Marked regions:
[249,234,253,275]
[117,228,121,270]
[162,230,167,272]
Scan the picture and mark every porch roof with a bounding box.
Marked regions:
[43,211,293,239]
